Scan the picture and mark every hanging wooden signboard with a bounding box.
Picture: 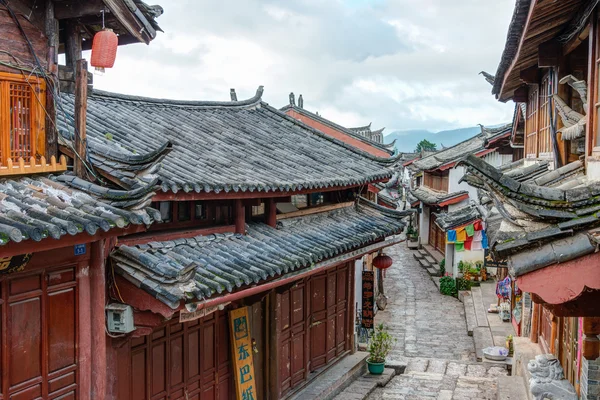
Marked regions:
[229,307,257,400]
[0,254,32,275]
[484,249,507,268]
[362,270,375,329]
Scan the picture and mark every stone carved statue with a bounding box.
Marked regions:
[528,354,577,400]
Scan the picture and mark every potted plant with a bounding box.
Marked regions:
[367,323,396,374]
[457,261,464,278]
[505,334,514,357]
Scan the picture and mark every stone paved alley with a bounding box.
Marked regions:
[366,243,506,400]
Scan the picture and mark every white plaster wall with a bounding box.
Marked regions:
[448,166,479,204]
[445,243,454,277]
[454,249,485,274]
[354,259,363,316]
[419,205,430,243]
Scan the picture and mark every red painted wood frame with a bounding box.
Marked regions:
[118,310,232,400]
[0,245,93,400]
[275,263,354,398]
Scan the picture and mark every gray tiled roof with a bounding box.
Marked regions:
[280,105,394,154]
[433,203,481,231]
[110,199,409,308]
[58,88,400,194]
[412,124,511,172]
[458,154,600,262]
[0,175,160,245]
[410,186,469,206]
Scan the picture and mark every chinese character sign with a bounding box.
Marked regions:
[229,307,256,400]
[0,254,32,275]
[484,249,507,268]
[362,271,375,329]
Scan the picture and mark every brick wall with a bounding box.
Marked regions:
[581,357,600,400]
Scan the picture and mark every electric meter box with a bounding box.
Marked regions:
[106,303,135,333]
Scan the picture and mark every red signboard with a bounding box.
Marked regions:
[362,271,374,329]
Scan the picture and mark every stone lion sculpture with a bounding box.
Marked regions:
[528,354,577,400]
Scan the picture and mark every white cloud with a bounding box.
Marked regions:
[91,0,516,133]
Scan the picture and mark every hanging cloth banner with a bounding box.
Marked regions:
[456,228,467,242]
[447,230,457,243]
[465,224,475,237]
[230,307,257,400]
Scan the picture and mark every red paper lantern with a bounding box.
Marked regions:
[91,29,118,71]
[373,254,393,270]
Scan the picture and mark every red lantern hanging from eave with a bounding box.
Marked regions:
[373,254,393,270]
[91,29,118,72]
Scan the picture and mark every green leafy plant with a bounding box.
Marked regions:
[415,139,437,153]
[368,324,396,363]
[456,277,472,291]
[458,260,465,273]
[439,276,457,297]
[439,258,446,276]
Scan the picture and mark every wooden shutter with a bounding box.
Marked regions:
[0,72,45,165]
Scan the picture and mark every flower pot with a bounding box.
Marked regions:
[367,360,385,375]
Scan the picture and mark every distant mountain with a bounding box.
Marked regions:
[385,126,482,153]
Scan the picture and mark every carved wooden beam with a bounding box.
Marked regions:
[520,65,539,84]
[513,86,529,102]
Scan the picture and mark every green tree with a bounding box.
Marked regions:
[415,139,437,153]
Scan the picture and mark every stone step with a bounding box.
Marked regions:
[424,255,436,264]
[425,359,448,374]
[427,267,439,276]
[497,375,528,400]
[413,253,423,262]
[418,258,430,268]
[474,326,495,362]
[463,294,477,336]
[332,368,395,400]
[418,249,428,256]
[471,287,489,328]
[289,352,368,400]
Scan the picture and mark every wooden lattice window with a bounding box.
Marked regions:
[538,74,553,157]
[525,85,539,158]
[0,72,46,165]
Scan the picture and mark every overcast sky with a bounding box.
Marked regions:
[89,0,516,134]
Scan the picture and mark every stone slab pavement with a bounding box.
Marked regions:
[362,243,506,400]
[374,243,475,363]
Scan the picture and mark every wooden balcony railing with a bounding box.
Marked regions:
[0,155,67,177]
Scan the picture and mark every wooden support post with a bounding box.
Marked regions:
[550,314,558,354]
[65,21,82,73]
[45,0,58,160]
[582,317,600,359]
[90,240,106,400]
[530,302,540,343]
[269,290,281,399]
[78,261,92,400]
[266,198,277,227]
[235,199,245,234]
[74,59,88,179]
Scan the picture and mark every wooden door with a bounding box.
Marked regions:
[0,265,79,400]
[309,273,328,371]
[129,310,232,400]
[539,306,554,354]
[277,282,307,396]
[559,317,578,385]
[309,265,349,372]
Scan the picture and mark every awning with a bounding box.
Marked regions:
[517,250,600,316]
